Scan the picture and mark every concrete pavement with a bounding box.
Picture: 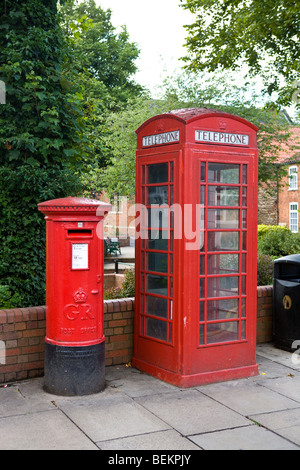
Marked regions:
[1,343,300,450]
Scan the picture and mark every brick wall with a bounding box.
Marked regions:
[256,286,273,344]
[0,288,273,385]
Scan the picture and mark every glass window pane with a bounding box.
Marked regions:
[148,207,169,229]
[200,186,205,204]
[200,278,205,298]
[199,324,205,345]
[146,274,168,296]
[241,320,246,340]
[207,254,239,274]
[243,165,247,184]
[148,186,168,205]
[207,276,239,297]
[208,163,240,184]
[170,162,174,182]
[207,232,239,251]
[145,296,168,319]
[148,252,168,273]
[207,209,239,229]
[200,255,205,275]
[199,301,205,322]
[242,254,246,273]
[147,163,169,184]
[207,322,239,344]
[147,230,169,251]
[146,317,167,341]
[201,162,206,182]
[208,186,240,206]
[207,299,239,321]
[242,210,247,229]
[242,187,247,206]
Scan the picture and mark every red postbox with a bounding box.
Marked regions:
[132,108,259,387]
[38,196,111,396]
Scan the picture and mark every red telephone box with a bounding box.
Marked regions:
[38,196,111,396]
[132,108,259,387]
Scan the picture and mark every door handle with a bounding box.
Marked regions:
[91,290,99,295]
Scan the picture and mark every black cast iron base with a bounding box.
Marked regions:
[43,341,105,396]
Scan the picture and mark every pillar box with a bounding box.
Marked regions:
[38,196,111,396]
[132,108,259,387]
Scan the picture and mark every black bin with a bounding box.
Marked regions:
[273,254,300,351]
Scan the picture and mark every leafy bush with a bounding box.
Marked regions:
[0,285,23,309]
[258,224,290,242]
[104,287,122,300]
[104,269,135,300]
[0,1,88,308]
[257,253,274,286]
[120,269,135,298]
[257,227,300,258]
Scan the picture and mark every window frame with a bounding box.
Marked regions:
[289,202,299,233]
[289,165,298,191]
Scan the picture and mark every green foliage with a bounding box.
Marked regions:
[120,269,135,298]
[83,96,179,197]
[0,285,22,309]
[96,73,291,197]
[257,253,274,287]
[103,269,135,300]
[103,287,122,300]
[258,224,290,241]
[257,225,300,258]
[0,0,87,307]
[180,0,300,108]
[0,0,90,168]
[60,0,143,105]
[160,71,291,187]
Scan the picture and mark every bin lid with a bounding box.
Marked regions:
[274,254,300,265]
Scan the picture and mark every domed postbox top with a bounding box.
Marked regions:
[38,196,111,217]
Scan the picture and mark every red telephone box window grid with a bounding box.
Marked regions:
[199,161,248,347]
[139,161,174,345]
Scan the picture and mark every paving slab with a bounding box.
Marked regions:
[259,375,300,403]
[255,354,300,380]
[1,343,300,450]
[0,383,54,418]
[0,409,98,450]
[135,389,251,436]
[189,425,299,450]
[56,392,170,442]
[99,429,201,451]
[250,408,300,446]
[257,344,300,371]
[105,365,178,398]
[198,378,300,415]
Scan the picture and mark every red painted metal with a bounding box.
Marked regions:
[38,197,111,348]
[132,108,259,387]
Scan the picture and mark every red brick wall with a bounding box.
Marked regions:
[256,286,273,344]
[103,298,134,366]
[0,306,45,384]
[0,300,134,385]
[0,288,273,385]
